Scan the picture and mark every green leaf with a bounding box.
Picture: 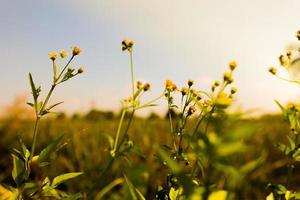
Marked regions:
[123,174,145,200]
[95,178,124,200]
[51,172,83,188]
[38,135,64,163]
[29,73,38,102]
[60,193,83,200]
[156,146,181,174]
[287,136,295,150]
[27,102,34,107]
[275,100,287,118]
[11,154,25,186]
[47,101,64,111]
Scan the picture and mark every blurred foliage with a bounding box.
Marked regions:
[0,108,294,199]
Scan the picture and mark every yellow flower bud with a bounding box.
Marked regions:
[188,79,194,87]
[72,46,81,56]
[229,61,237,71]
[181,87,188,96]
[78,67,84,73]
[214,80,220,87]
[297,30,300,41]
[49,52,57,61]
[122,39,134,51]
[287,51,292,59]
[60,50,67,58]
[165,79,177,91]
[223,72,232,82]
[230,87,237,94]
[143,83,151,91]
[187,106,196,116]
[268,67,277,75]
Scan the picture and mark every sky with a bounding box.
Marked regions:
[1,0,300,115]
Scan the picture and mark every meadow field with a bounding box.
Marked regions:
[0,108,295,199]
[1,38,300,200]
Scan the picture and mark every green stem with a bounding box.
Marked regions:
[167,102,177,152]
[56,55,74,83]
[117,110,135,150]
[39,84,56,115]
[130,50,135,99]
[136,93,164,110]
[29,117,40,162]
[113,109,127,152]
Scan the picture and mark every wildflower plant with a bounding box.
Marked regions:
[152,59,262,200]
[266,31,300,200]
[6,47,84,199]
[93,40,164,198]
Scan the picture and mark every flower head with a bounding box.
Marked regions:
[214,80,220,87]
[165,79,177,91]
[143,83,151,91]
[223,72,233,83]
[297,30,300,41]
[60,50,67,58]
[181,87,188,96]
[188,79,194,87]
[49,52,57,61]
[268,67,277,75]
[229,61,237,71]
[230,87,237,94]
[78,67,84,74]
[122,39,134,51]
[72,47,81,56]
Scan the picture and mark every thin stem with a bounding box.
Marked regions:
[39,84,56,115]
[29,117,40,162]
[136,93,164,110]
[56,55,74,82]
[129,50,135,99]
[117,110,135,150]
[113,109,127,152]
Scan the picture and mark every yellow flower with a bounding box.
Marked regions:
[268,67,277,75]
[143,83,151,91]
[297,30,300,40]
[165,79,177,91]
[122,39,134,51]
[223,72,233,83]
[229,61,237,71]
[188,79,194,87]
[187,106,196,116]
[60,50,67,58]
[49,52,57,61]
[287,51,292,59]
[214,80,220,87]
[181,87,188,96]
[228,61,237,71]
[230,87,237,94]
[72,46,81,56]
[77,67,84,73]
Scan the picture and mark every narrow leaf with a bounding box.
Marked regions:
[47,101,64,111]
[95,178,124,200]
[11,154,25,186]
[52,172,83,188]
[38,135,64,163]
[29,73,38,102]
[124,174,146,200]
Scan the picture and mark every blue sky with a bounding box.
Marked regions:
[1,0,300,115]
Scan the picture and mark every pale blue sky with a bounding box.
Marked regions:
[1,0,300,115]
